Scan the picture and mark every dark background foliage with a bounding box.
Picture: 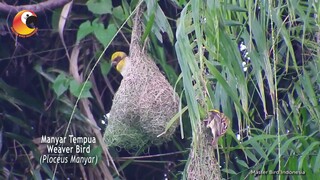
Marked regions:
[0,0,320,179]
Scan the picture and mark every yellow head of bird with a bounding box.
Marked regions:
[111,51,127,73]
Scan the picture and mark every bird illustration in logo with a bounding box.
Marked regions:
[11,10,38,38]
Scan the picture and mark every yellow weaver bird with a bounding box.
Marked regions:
[111,51,131,76]
[104,4,178,149]
[106,50,179,148]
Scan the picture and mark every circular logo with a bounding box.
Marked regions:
[11,10,38,38]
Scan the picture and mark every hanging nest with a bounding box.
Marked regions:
[187,110,229,179]
[186,120,222,180]
[104,4,179,150]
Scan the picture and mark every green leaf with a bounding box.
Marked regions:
[221,168,237,175]
[225,4,248,12]
[236,159,249,169]
[4,114,32,130]
[168,0,183,7]
[243,147,258,163]
[69,80,92,98]
[300,69,318,107]
[130,0,140,9]
[87,145,102,157]
[86,146,102,166]
[302,156,314,179]
[142,5,156,43]
[92,20,117,47]
[33,64,56,82]
[103,24,117,47]
[77,20,93,42]
[287,155,298,171]
[32,169,42,180]
[298,141,320,170]
[250,140,267,159]
[86,0,112,15]
[0,79,43,112]
[206,61,247,116]
[112,6,126,21]
[314,149,320,173]
[51,8,62,31]
[224,20,244,26]
[5,132,35,146]
[100,60,111,75]
[146,2,174,43]
[158,106,188,137]
[52,74,69,97]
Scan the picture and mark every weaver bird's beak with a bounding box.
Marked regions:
[111,60,118,67]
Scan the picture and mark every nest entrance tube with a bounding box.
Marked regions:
[186,121,222,180]
[103,4,179,150]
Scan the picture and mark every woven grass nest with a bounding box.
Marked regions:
[104,5,179,150]
[186,121,222,180]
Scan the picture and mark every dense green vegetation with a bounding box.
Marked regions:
[0,0,319,179]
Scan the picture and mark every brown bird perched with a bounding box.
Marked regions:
[204,109,229,145]
[187,109,229,180]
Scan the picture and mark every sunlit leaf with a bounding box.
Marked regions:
[52,74,69,97]
[92,20,117,47]
[87,0,112,15]
[69,79,92,98]
[77,20,93,42]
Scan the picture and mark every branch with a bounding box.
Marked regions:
[0,0,71,13]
